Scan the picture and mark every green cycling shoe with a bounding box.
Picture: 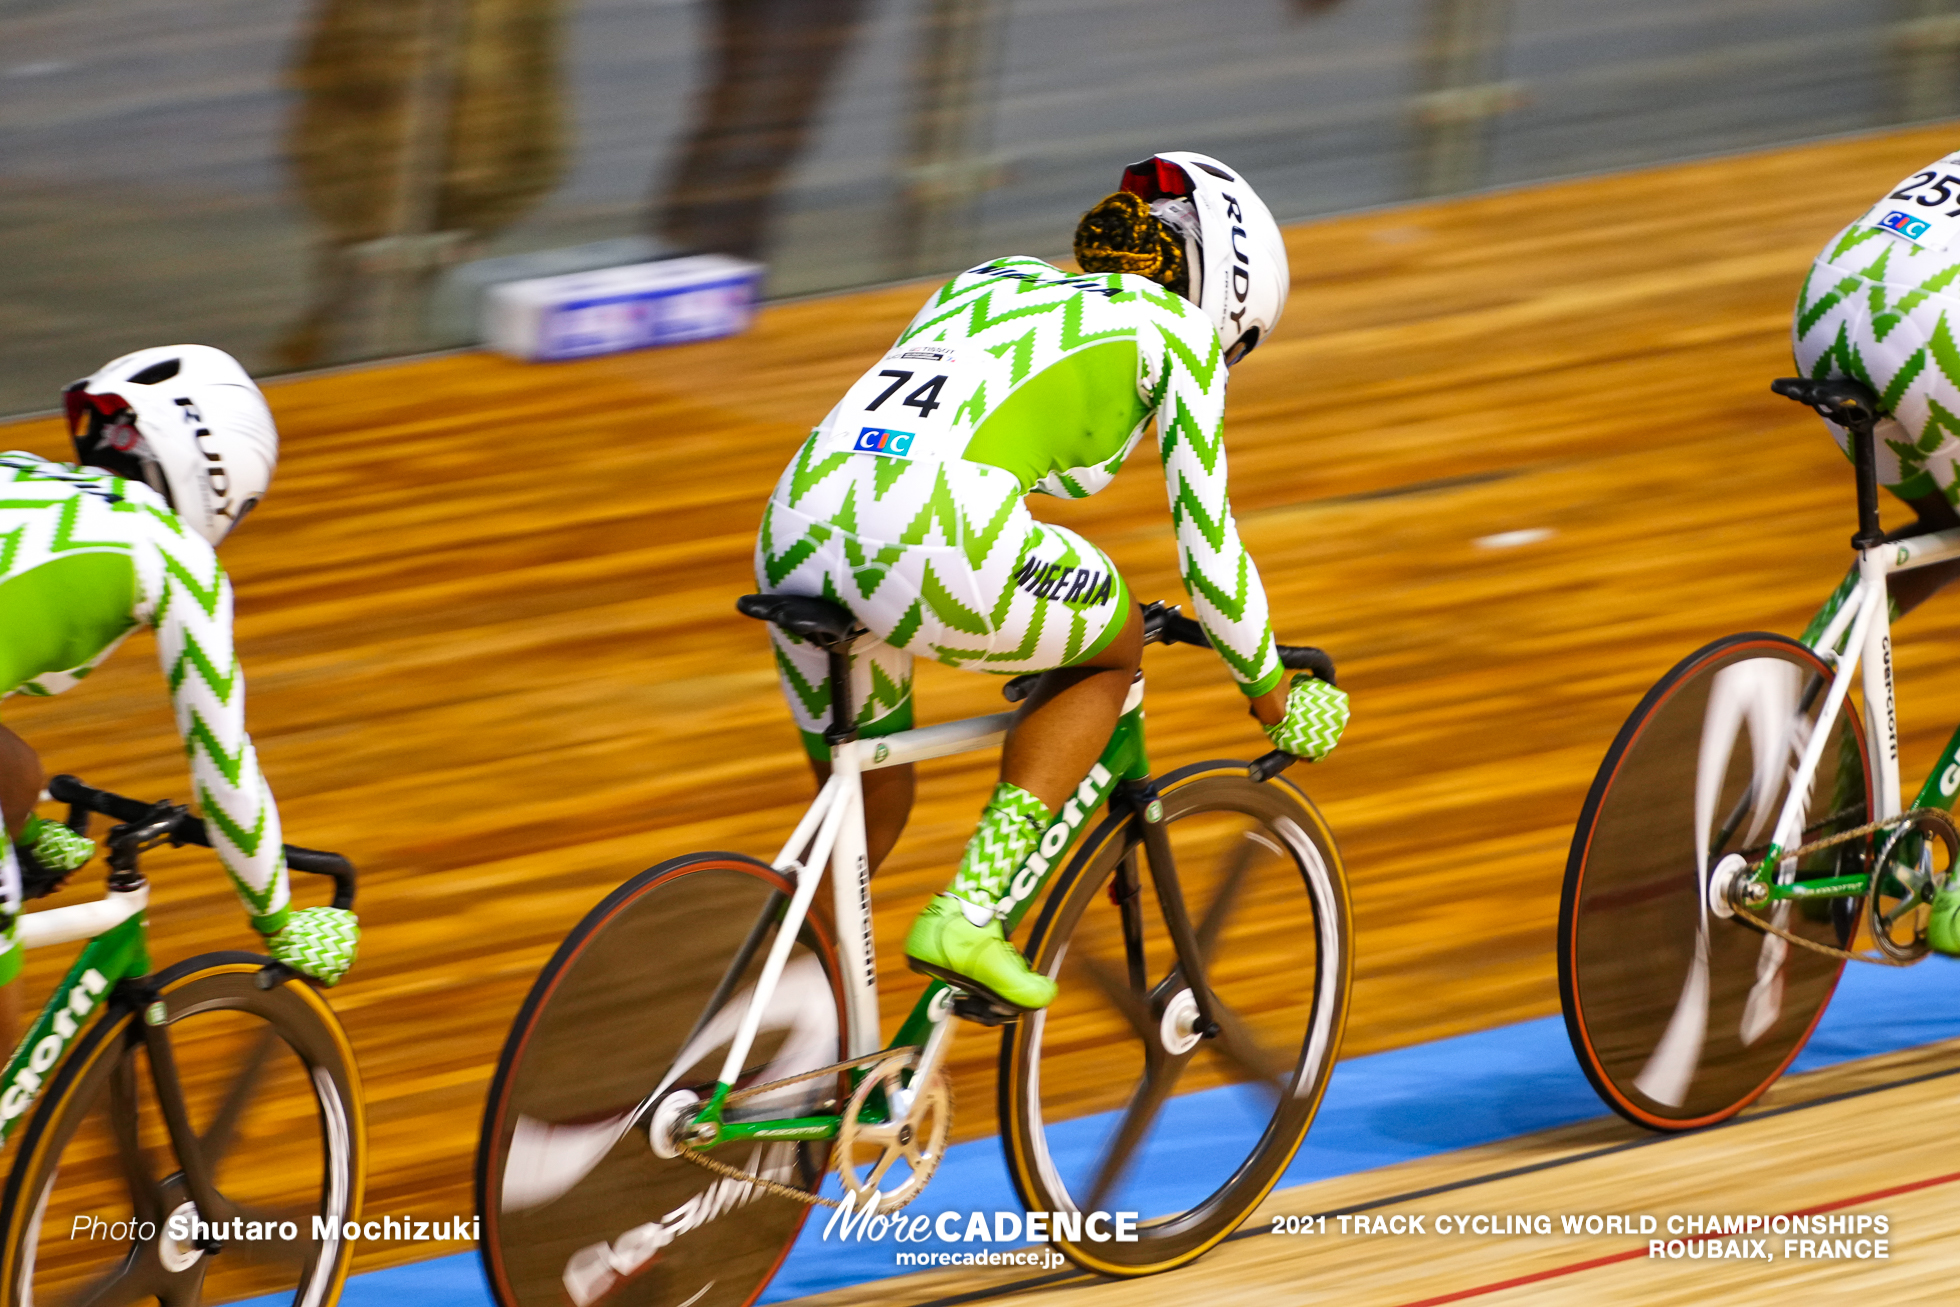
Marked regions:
[1926,880,1960,956]
[904,894,1057,1012]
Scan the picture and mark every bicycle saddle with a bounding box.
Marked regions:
[736,593,863,645]
[1771,376,1882,431]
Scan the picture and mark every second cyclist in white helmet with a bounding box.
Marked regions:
[0,345,359,1023]
[756,151,1348,1010]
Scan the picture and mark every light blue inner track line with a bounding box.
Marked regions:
[255,956,1959,1307]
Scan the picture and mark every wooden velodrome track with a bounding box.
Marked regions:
[6,122,1960,1301]
[794,1036,1960,1307]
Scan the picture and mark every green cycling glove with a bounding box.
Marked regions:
[265,906,361,986]
[1264,674,1351,761]
[20,814,94,874]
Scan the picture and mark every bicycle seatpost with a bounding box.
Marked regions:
[1771,377,1885,549]
[823,640,858,749]
[733,594,865,751]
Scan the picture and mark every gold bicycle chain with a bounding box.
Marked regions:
[678,1143,843,1208]
[1726,808,1943,967]
[671,1046,921,1208]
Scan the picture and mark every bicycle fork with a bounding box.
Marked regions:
[1119,780,1224,1043]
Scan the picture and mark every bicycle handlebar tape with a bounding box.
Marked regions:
[285,848,358,910]
[1264,675,1351,762]
[1277,644,1337,685]
[1248,750,1296,783]
[49,776,355,907]
[1170,614,1207,647]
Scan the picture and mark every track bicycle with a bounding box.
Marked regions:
[1561,376,1960,1131]
[477,596,1352,1307]
[0,774,365,1306]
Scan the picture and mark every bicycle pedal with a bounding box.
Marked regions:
[950,993,1019,1027]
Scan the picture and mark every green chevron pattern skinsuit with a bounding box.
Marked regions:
[1793,148,1960,954]
[1795,150,1960,499]
[0,453,289,982]
[756,256,1284,758]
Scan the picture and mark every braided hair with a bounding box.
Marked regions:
[1073,191,1188,298]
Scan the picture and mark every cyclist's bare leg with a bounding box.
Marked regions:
[808,603,1151,873]
[0,723,40,840]
[999,602,1146,810]
[1888,492,1960,616]
[902,606,1148,1009]
[1000,603,1290,804]
[810,599,1284,878]
[808,759,914,875]
[831,607,1151,874]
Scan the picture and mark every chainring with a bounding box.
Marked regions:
[834,1051,952,1212]
[1867,809,1957,962]
[1727,807,1958,966]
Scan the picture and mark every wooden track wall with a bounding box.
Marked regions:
[5,122,1959,1271]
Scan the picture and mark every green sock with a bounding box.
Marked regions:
[949,783,1051,915]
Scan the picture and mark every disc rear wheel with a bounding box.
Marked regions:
[477,853,846,1307]
[1560,632,1873,1131]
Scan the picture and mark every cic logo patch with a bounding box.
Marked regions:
[854,427,914,457]
[1880,210,1932,241]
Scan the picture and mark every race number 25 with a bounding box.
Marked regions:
[1888,170,1960,217]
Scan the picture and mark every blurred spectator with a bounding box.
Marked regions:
[657,0,871,262]
[281,0,566,365]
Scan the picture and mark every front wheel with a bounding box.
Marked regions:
[1001,762,1351,1276]
[0,953,366,1307]
[1560,632,1873,1132]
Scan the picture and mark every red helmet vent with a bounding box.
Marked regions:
[1119,156,1191,201]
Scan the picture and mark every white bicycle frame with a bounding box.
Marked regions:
[493,672,1153,1214]
[714,708,1008,1086]
[1769,525,1960,858]
[711,676,1147,1090]
[16,882,150,949]
[12,794,152,950]
[1635,401,1960,1110]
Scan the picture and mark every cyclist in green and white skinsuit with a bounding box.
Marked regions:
[1793,149,1960,954]
[758,152,1350,1010]
[0,346,359,1027]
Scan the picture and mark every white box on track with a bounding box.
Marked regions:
[486,254,764,361]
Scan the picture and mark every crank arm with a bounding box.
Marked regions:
[894,989,957,1125]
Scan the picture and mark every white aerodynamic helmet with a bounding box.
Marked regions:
[1118,151,1290,364]
[64,344,278,546]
